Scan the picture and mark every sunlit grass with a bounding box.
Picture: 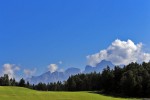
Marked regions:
[0,86,140,100]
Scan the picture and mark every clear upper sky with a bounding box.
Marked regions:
[0,0,150,77]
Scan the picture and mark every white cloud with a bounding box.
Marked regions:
[48,64,58,73]
[2,64,20,79]
[58,68,64,72]
[58,61,63,64]
[14,66,20,71]
[87,39,150,66]
[23,68,36,77]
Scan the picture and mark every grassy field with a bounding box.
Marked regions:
[0,86,140,100]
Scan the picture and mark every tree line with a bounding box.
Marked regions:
[0,62,150,97]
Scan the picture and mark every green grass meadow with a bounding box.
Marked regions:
[0,86,140,100]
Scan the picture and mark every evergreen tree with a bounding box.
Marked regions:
[3,74,10,86]
[101,66,114,92]
[19,78,25,87]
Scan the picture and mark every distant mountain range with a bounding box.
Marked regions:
[26,67,81,84]
[84,60,114,73]
[26,60,115,84]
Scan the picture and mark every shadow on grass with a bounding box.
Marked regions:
[88,91,142,99]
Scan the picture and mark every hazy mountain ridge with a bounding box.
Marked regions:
[26,68,81,84]
[26,60,115,84]
[84,60,114,73]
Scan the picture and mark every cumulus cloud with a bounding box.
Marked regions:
[2,64,20,79]
[58,61,63,64]
[23,68,36,77]
[87,39,150,66]
[48,64,58,73]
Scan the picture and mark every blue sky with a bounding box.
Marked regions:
[0,0,150,78]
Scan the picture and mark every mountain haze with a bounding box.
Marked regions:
[84,60,114,73]
[26,60,115,84]
[26,68,81,84]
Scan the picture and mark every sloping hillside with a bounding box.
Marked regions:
[0,86,139,100]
